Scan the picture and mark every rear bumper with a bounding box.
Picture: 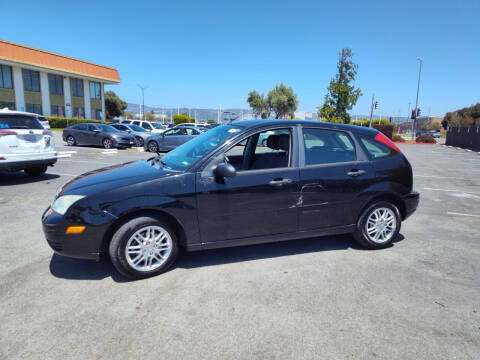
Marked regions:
[113,138,135,148]
[402,190,420,220]
[0,155,57,171]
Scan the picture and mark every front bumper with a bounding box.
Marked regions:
[402,190,420,220]
[42,206,114,260]
[112,137,135,148]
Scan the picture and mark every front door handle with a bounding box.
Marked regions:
[269,178,293,186]
[347,169,366,177]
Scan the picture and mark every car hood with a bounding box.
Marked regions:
[58,159,176,197]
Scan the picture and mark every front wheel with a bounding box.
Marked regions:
[135,136,144,147]
[24,166,47,177]
[103,138,113,149]
[109,216,179,279]
[353,201,401,249]
[147,141,159,153]
[66,135,76,146]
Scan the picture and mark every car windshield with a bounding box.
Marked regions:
[151,123,165,130]
[128,124,147,132]
[160,124,243,171]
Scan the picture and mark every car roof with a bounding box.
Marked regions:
[0,108,39,117]
[230,119,378,136]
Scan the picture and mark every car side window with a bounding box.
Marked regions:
[88,124,99,132]
[303,128,356,165]
[132,121,140,126]
[164,129,180,136]
[142,122,152,130]
[359,135,394,159]
[76,123,87,130]
[185,128,197,135]
[225,128,291,171]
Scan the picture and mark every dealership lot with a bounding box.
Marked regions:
[0,136,479,359]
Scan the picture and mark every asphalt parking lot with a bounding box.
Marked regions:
[1,133,479,359]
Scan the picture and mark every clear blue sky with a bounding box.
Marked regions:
[2,0,479,117]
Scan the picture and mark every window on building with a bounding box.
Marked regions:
[302,128,356,165]
[94,109,102,120]
[73,107,85,118]
[51,105,65,117]
[71,78,84,97]
[48,74,63,95]
[0,65,13,89]
[0,101,15,110]
[90,82,101,99]
[26,104,42,115]
[22,69,40,92]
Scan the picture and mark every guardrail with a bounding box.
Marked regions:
[446,126,480,151]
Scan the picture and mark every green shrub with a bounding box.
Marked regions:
[207,119,215,124]
[416,134,436,143]
[46,117,111,128]
[173,113,194,125]
[392,134,405,142]
[372,124,394,139]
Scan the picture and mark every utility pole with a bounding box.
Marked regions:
[137,84,147,120]
[407,102,411,124]
[411,58,422,139]
[368,94,375,128]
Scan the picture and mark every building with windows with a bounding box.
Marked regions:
[0,40,120,120]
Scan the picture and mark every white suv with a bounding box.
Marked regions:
[122,120,165,133]
[0,109,57,177]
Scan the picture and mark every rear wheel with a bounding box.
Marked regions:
[135,136,144,147]
[103,138,113,149]
[353,200,401,249]
[66,135,76,146]
[109,215,179,279]
[24,166,47,177]
[147,141,159,153]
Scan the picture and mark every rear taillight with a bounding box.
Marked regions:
[43,130,52,136]
[0,130,17,136]
[374,132,402,153]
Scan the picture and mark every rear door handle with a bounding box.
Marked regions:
[347,169,366,177]
[269,178,293,186]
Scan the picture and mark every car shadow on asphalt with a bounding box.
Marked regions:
[49,233,404,282]
[0,171,60,185]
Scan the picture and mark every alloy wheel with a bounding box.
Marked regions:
[365,207,397,244]
[103,139,113,149]
[125,225,172,272]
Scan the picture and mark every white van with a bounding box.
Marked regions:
[122,120,165,134]
[0,109,57,177]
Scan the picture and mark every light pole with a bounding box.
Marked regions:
[137,84,148,120]
[411,58,422,139]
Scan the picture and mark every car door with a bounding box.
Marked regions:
[161,128,185,150]
[196,127,300,244]
[298,127,375,231]
[73,123,88,144]
[86,124,102,146]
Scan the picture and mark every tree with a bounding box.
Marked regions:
[144,111,156,121]
[104,91,127,119]
[247,90,269,119]
[267,83,298,119]
[173,113,194,125]
[123,111,134,119]
[318,48,362,124]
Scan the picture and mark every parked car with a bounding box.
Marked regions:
[42,119,419,279]
[428,131,440,138]
[110,123,151,147]
[38,116,50,129]
[63,123,135,149]
[0,108,56,177]
[122,120,165,134]
[144,126,204,152]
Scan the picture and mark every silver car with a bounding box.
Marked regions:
[144,126,205,152]
[111,123,151,147]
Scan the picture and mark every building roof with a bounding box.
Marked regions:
[0,40,120,83]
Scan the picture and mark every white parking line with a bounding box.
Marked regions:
[56,154,72,158]
[423,187,480,195]
[447,211,480,218]
[57,151,77,154]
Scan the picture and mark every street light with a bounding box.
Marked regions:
[137,84,148,120]
[411,58,422,139]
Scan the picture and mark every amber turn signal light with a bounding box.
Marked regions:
[65,226,86,234]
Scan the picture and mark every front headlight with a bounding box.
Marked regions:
[52,195,85,215]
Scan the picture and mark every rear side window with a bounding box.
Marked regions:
[359,135,395,159]
[303,128,356,165]
[141,122,152,130]
[0,115,43,129]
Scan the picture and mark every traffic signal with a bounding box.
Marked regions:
[374,101,378,109]
[411,110,416,119]
[416,108,421,117]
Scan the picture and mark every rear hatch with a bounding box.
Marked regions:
[0,115,54,154]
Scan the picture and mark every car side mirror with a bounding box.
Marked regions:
[93,129,100,133]
[213,162,236,179]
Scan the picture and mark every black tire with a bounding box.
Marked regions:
[261,138,268,147]
[147,140,159,153]
[135,136,144,147]
[24,166,47,177]
[66,135,76,146]
[108,215,179,279]
[353,200,401,249]
[103,138,113,149]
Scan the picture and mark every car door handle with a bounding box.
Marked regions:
[347,169,366,177]
[269,178,293,186]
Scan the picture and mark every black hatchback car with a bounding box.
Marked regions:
[63,123,135,149]
[43,120,419,279]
